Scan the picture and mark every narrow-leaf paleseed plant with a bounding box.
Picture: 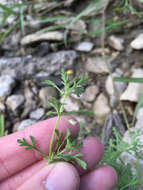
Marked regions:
[17,69,88,169]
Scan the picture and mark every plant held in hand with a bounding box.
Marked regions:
[17,69,88,169]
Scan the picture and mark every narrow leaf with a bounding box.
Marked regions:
[114,77,143,83]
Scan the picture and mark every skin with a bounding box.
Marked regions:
[0,116,117,190]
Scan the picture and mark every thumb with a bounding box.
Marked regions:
[17,162,80,190]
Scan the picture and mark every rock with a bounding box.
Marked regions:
[103,110,125,144]
[39,86,58,109]
[17,119,36,131]
[108,35,124,51]
[21,99,36,118]
[0,102,5,112]
[0,51,77,79]
[105,73,126,96]
[21,31,64,45]
[85,57,109,74]
[0,75,16,98]
[130,33,143,50]
[120,69,143,102]
[121,107,143,175]
[61,96,81,112]
[30,108,45,120]
[6,95,25,112]
[93,93,111,125]
[83,85,99,102]
[75,41,94,52]
[56,18,87,33]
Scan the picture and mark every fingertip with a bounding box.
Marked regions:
[18,162,80,190]
[76,137,104,175]
[80,165,118,190]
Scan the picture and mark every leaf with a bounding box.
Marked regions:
[30,136,36,147]
[43,80,62,94]
[74,157,87,169]
[114,77,143,83]
[0,114,4,137]
[68,119,77,125]
[20,6,25,35]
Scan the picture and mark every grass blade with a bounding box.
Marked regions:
[0,3,17,15]
[0,114,4,137]
[114,77,143,83]
[132,93,143,125]
[20,6,25,35]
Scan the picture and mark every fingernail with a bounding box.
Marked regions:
[44,162,80,190]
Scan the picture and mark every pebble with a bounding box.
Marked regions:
[75,41,94,52]
[120,69,143,102]
[6,95,25,112]
[29,108,45,120]
[39,86,58,109]
[130,33,143,50]
[17,119,36,131]
[105,73,126,96]
[93,93,111,125]
[0,75,16,98]
[108,35,124,51]
[61,96,81,112]
[83,85,99,102]
[0,102,5,112]
[85,57,109,74]
[0,51,77,80]
[21,31,64,45]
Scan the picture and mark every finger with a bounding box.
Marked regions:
[0,116,79,181]
[75,137,104,175]
[79,165,118,190]
[0,137,104,189]
[17,162,80,190]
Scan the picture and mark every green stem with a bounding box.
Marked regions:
[49,114,61,161]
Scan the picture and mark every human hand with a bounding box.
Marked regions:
[0,116,117,190]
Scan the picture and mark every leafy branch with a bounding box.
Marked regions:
[18,69,88,169]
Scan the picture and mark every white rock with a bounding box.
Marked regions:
[105,73,126,96]
[0,75,16,98]
[30,108,45,120]
[39,87,58,109]
[130,33,143,50]
[6,95,25,112]
[17,119,36,131]
[93,93,111,125]
[75,41,94,52]
[86,57,109,74]
[83,85,99,102]
[120,69,143,102]
[0,102,5,112]
[108,35,124,51]
[61,96,80,112]
[21,31,64,45]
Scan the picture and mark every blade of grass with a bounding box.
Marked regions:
[0,114,4,137]
[40,16,68,23]
[114,77,143,83]
[0,21,19,44]
[132,93,143,126]
[20,6,25,35]
[0,3,17,15]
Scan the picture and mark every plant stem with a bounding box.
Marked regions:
[49,114,61,161]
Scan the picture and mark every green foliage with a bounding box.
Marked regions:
[18,69,88,169]
[0,114,4,137]
[100,128,143,189]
